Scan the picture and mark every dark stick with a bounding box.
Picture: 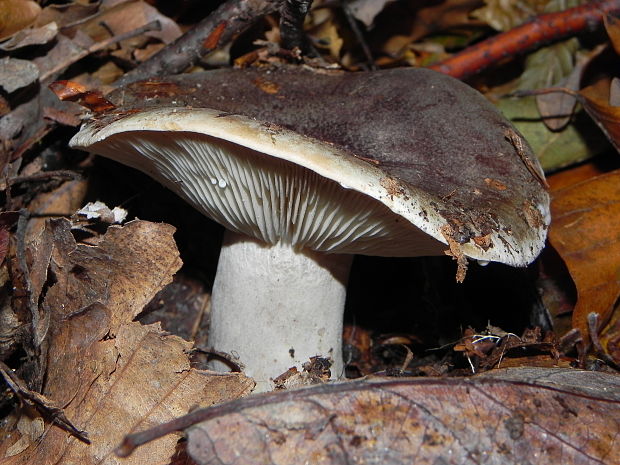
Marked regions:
[428,0,620,80]
[339,0,376,70]
[8,170,82,186]
[114,0,281,87]
[279,0,316,56]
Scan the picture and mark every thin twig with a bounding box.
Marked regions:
[194,346,244,372]
[587,312,620,369]
[279,0,317,56]
[114,0,281,87]
[189,294,210,341]
[8,170,82,186]
[339,0,376,70]
[0,361,90,443]
[429,0,620,80]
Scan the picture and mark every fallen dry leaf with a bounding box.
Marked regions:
[0,21,58,51]
[604,13,620,56]
[471,0,544,31]
[49,80,116,113]
[0,0,41,41]
[546,160,609,191]
[1,219,253,464]
[0,212,18,266]
[35,2,99,29]
[307,13,343,59]
[177,368,620,465]
[0,58,39,94]
[348,0,395,27]
[75,0,182,50]
[580,78,620,152]
[548,169,620,350]
[22,179,88,244]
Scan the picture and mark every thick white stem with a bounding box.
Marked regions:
[209,230,352,392]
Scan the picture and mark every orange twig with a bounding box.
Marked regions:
[429,0,620,80]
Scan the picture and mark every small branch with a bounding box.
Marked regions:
[114,0,281,87]
[339,0,376,70]
[8,170,82,186]
[0,361,90,443]
[193,346,244,372]
[279,0,316,56]
[429,0,620,80]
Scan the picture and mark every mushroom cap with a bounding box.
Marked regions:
[70,66,549,265]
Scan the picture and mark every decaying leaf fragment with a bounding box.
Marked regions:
[2,219,253,465]
[179,368,620,465]
[549,170,620,352]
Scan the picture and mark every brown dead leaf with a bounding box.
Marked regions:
[74,0,181,49]
[0,58,39,94]
[179,369,620,465]
[548,170,620,350]
[23,180,88,244]
[2,219,253,464]
[580,78,620,152]
[547,160,608,191]
[471,0,547,31]
[604,14,620,56]
[0,21,58,51]
[49,80,116,112]
[373,0,483,57]
[35,2,99,29]
[0,0,41,41]
[0,212,18,266]
[307,12,343,60]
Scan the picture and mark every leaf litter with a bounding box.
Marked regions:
[0,219,252,464]
[2,0,620,463]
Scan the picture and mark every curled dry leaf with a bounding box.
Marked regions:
[2,219,253,464]
[181,368,620,465]
[49,80,116,113]
[548,170,620,350]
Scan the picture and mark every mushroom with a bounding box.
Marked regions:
[70,66,549,391]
